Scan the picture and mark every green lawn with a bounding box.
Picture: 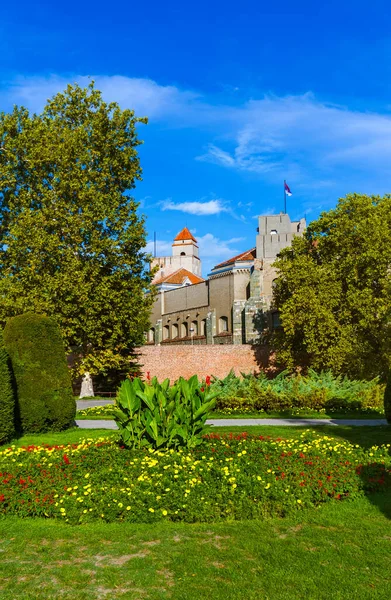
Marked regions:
[6,424,391,450]
[75,410,385,421]
[0,495,390,599]
[2,425,390,599]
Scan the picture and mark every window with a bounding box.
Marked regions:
[163,325,170,340]
[219,316,228,332]
[181,322,188,337]
[201,319,206,336]
[270,229,278,235]
[172,323,179,338]
[190,320,198,335]
[180,251,186,256]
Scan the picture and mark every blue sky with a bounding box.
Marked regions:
[1,0,391,274]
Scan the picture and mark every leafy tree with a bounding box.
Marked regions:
[272,193,391,379]
[0,82,155,380]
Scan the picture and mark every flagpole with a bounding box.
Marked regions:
[284,180,287,214]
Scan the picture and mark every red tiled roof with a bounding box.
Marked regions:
[173,227,197,243]
[214,247,256,269]
[153,267,204,286]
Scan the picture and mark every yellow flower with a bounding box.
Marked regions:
[148,508,155,513]
[297,499,302,504]
[126,506,131,511]
[162,509,168,516]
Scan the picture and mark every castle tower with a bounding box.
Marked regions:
[151,227,202,281]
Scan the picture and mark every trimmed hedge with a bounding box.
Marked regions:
[3,313,75,433]
[0,333,15,443]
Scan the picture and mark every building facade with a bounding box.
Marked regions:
[147,213,305,345]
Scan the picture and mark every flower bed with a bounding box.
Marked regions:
[0,433,389,525]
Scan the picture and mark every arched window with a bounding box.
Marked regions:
[219,316,228,332]
[200,319,206,336]
[180,251,186,256]
[163,325,170,340]
[181,322,188,337]
[172,323,179,338]
[190,320,198,336]
[148,328,155,343]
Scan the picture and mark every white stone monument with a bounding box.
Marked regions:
[79,372,94,398]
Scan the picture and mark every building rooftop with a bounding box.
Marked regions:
[153,267,204,286]
[214,247,256,269]
[173,227,197,243]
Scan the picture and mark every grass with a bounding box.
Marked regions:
[6,424,391,450]
[2,425,390,598]
[0,495,390,599]
[75,408,386,421]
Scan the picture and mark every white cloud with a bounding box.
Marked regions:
[1,74,200,120]
[197,233,244,259]
[161,199,228,216]
[197,94,391,182]
[3,74,391,195]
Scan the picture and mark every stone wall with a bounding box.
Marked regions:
[135,344,270,382]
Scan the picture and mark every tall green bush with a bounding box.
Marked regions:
[384,370,391,424]
[0,333,15,443]
[114,375,219,449]
[3,313,75,432]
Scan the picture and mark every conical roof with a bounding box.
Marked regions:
[173,227,197,243]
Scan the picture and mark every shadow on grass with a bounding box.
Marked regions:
[325,424,391,520]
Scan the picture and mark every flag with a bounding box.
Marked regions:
[284,182,292,196]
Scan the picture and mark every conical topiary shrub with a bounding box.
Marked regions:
[384,369,391,424]
[0,332,15,443]
[3,313,75,433]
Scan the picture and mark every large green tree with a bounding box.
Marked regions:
[272,193,391,379]
[0,82,155,379]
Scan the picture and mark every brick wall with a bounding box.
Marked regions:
[135,344,270,382]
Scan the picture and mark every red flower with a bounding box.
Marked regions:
[146,371,151,382]
[63,454,70,465]
[200,387,205,392]
[206,375,211,386]
[0,494,5,502]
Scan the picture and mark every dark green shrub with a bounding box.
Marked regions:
[211,369,384,414]
[0,333,15,443]
[3,313,75,433]
[384,370,391,424]
[114,375,220,449]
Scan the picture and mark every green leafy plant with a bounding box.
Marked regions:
[3,313,75,433]
[210,369,383,414]
[114,375,219,449]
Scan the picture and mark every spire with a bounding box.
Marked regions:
[173,227,197,243]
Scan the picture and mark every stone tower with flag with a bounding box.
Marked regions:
[147,214,305,345]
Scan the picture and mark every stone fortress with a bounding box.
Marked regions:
[147,213,306,346]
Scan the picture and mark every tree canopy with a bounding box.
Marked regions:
[0,82,155,377]
[272,193,391,379]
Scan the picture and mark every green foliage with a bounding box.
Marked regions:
[3,313,75,433]
[271,193,391,379]
[0,333,15,443]
[210,369,383,414]
[114,375,219,449]
[0,82,155,378]
[0,433,389,524]
[384,370,391,424]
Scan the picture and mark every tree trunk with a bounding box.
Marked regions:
[79,372,94,398]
